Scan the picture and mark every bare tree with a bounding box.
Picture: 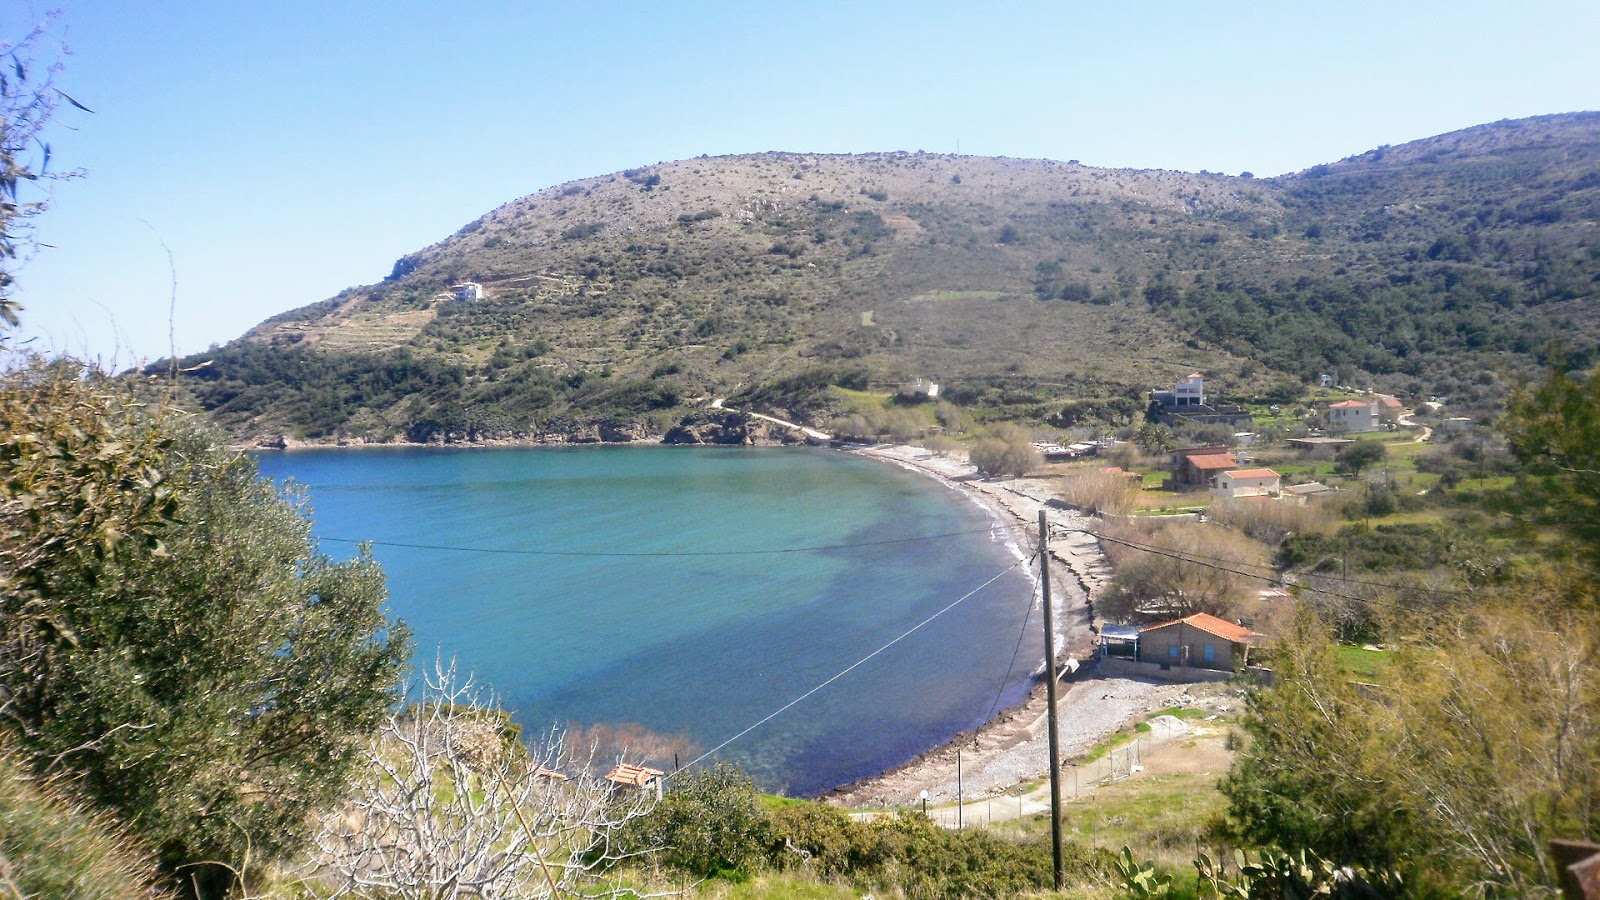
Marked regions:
[314,659,660,900]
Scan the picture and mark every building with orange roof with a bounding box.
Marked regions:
[1328,399,1379,433]
[605,763,665,799]
[1173,449,1238,487]
[1138,612,1258,671]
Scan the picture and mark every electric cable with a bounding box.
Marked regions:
[672,558,1027,776]
[314,525,1017,558]
[983,565,1037,724]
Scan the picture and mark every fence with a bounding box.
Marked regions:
[920,739,1146,830]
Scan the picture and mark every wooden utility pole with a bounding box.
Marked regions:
[1039,509,1065,890]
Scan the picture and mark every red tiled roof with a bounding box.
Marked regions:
[1140,612,1253,643]
[1377,396,1404,408]
[1330,400,1372,409]
[1224,468,1279,480]
[606,764,664,786]
[1184,452,1237,470]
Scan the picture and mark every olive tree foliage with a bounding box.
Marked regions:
[1223,598,1600,896]
[1501,363,1600,559]
[0,361,411,898]
[1,15,87,329]
[315,659,658,900]
[620,763,771,879]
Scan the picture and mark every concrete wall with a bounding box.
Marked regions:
[1098,657,1235,683]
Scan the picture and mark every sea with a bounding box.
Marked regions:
[254,445,1042,796]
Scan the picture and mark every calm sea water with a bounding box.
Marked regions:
[254,446,1040,795]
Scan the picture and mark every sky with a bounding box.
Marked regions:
[7,0,1599,364]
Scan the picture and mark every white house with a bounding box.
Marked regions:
[451,282,484,302]
[1212,468,1281,499]
[1328,399,1379,434]
[1173,373,1205,407]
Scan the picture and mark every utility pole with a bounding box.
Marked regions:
[1039,509,1065,890]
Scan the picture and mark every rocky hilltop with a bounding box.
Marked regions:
[160,113,1600,444]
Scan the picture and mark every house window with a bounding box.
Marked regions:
[1204,644,1216,662]
[1168,645,1179,659]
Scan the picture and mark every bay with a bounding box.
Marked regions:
[254,445,1040,796]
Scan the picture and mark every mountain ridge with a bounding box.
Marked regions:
[163,113,1600,444]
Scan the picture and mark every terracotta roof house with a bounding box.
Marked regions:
[1212,468,1281,499]
[606,763,665,799]
[1137,612,1258,671]
[1329,399,1379,434]
[1174,450,1238,487]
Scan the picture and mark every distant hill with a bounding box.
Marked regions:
[159,112,1600,443]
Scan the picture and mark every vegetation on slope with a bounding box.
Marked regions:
[157,113,1600,443]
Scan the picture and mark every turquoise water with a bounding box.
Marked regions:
[254,446,1040,795]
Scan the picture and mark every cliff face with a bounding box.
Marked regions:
[163,114,1600,443]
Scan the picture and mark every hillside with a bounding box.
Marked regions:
[159,113,1600,443]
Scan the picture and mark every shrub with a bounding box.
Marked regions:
[1058,468,1138,517]
[623,764,771,879]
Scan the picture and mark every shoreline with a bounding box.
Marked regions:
[824,444,1195,807]
[250,432,1184,802]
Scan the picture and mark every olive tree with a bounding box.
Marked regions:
[0,360,410,898]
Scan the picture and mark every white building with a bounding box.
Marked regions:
[1212,468,1281,499]
[1173,373,1205,407]
[1328,399,1379,434]
[451,282,484,302]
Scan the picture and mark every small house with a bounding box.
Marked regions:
[1174,450,1237,487]
[1211,468,1281,499]
[605,763,665,800]
[451,282,484,302]
[1150,373,1206,408]
[1137,612,1256,671]
[1440,416,1475,433]
[898,380,940,402]
[1328,399,1379,434]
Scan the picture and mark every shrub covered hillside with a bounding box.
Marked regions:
[156,114,1600,444]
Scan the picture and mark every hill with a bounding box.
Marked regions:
[157,113,1600,443]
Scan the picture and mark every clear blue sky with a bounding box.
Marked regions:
[10,0,1599,363]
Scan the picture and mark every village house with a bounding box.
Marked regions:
[605,763,665,800]
[1150,373,1206,408]
[1172,447,1237,488]
[1328,399,1379,434]
[1211,467,1281,499]
[451,281,484,302]
[1138,612,1256,671]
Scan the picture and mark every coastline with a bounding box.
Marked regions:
[826,443,1194,808]
[251,431,1187,803]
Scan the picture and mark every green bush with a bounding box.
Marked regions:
[623,764,772,879]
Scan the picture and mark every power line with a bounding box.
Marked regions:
[673,558,1028,777]
[315,525,1018,558]
[984,569,1038,724]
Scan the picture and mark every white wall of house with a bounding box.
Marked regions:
[1173,373,1205,407]
[1329,402,1378,433]
[1212,470,1281,499]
